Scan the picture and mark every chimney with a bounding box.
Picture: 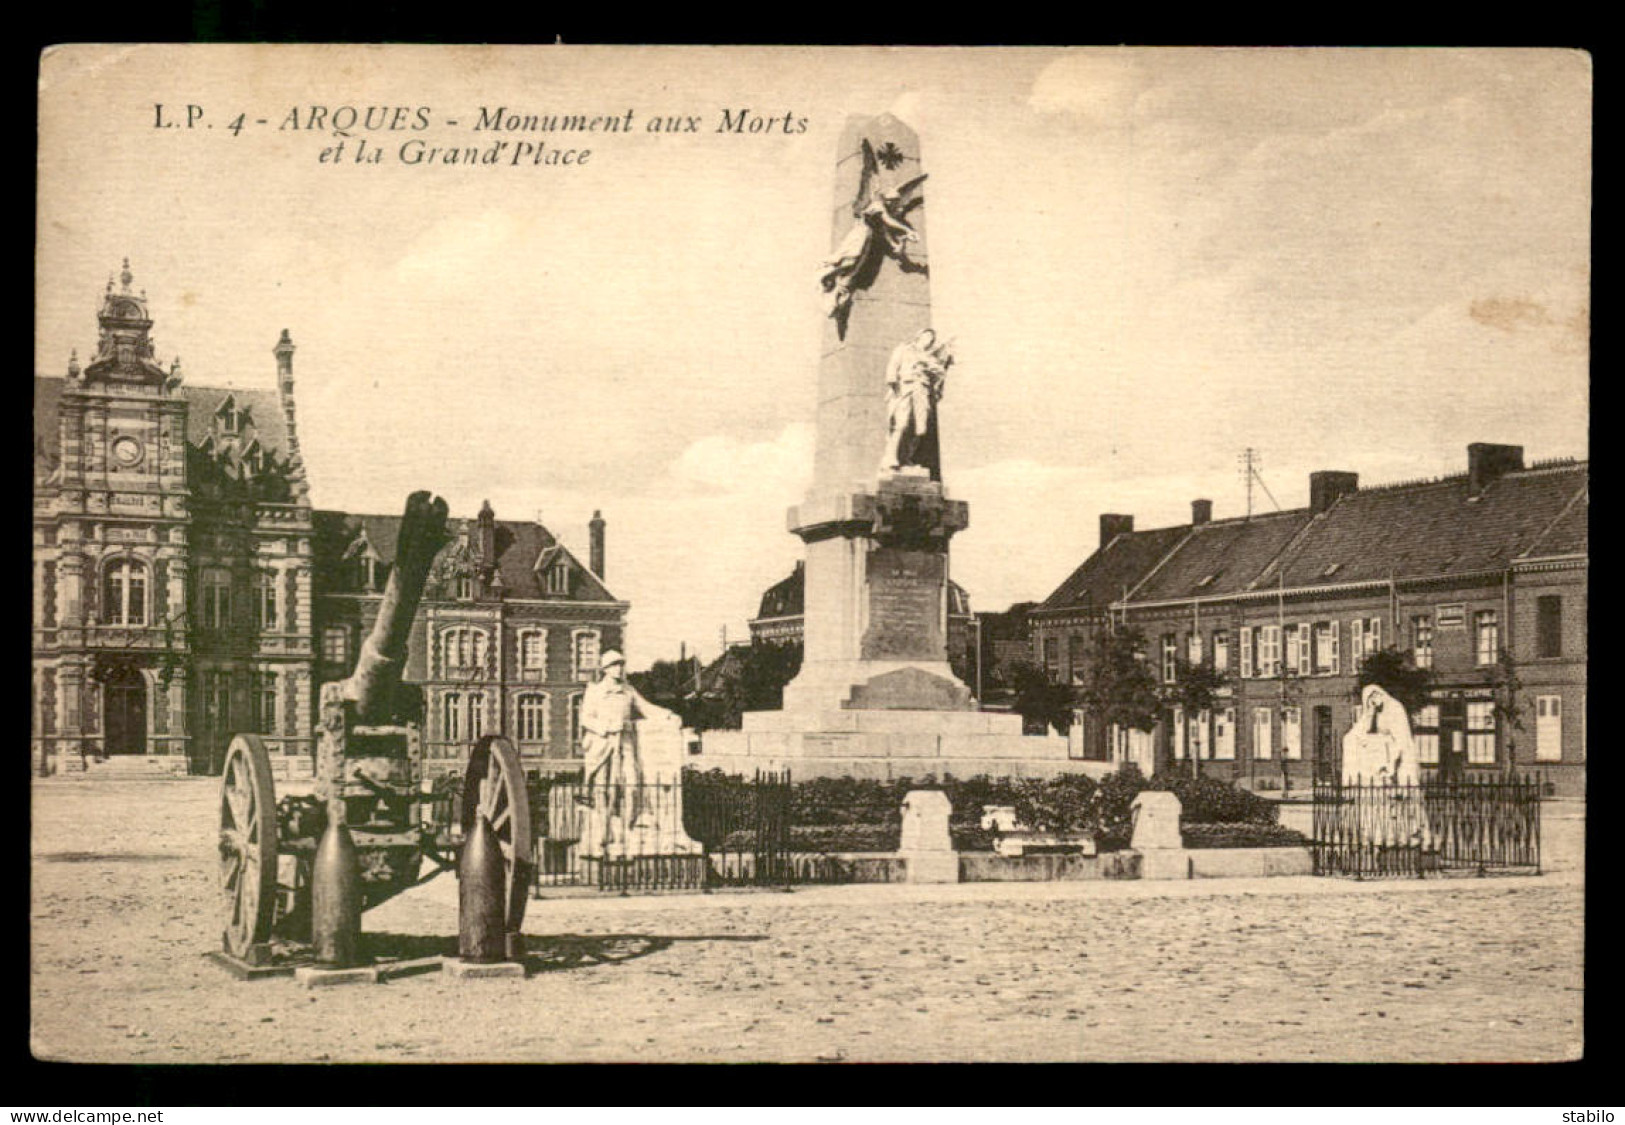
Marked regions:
[1468,443,1524,494]
[273,329,295,382]
[1309,471,1359,515]
[1191,499,1213,526]
[589,509,606,579]
[476,499,496,568]
[1099,513,1134,547]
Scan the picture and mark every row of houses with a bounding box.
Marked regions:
[1024,447,1587,797]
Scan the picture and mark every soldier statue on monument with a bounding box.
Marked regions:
[882,329,954,476]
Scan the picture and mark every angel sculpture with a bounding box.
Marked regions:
[818,138,928,323]
[882,329,954,477]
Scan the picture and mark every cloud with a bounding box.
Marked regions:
[668,422,814,496]
[1028,51,1152,122]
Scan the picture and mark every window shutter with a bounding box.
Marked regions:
[1240,627,1253,679]
[1350,619,1363,661]
[1370,617,1381,651]
[1329,622,1340,675]
[1299,624,1312,675]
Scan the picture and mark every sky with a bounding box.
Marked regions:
[36,46,1591,668]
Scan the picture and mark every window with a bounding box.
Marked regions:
[546,562,570,596]
[1412,615,1434,669]
[455,575,474,601]
[1191,709,1209,760]
[1351,616,1381,659]
[202,568,231,630]
[1536,695,1563,762]
[1212,631,1229,673]
[322,626,349,666]
[1536,596,1563,658]
[1239,627,1253,679]
[1466,701,1496,764]
[573,631,600,680]
[1187,632,1202,666]
[444,692,463,742]
[1043,637,1060,678]
[250,673,277,735]
[1313,622,1339,675]
[1214,708,1235,760]
[1253,707,1273,760]
[1475,611,1499,666]
[443,627,489,674]
[1284,626,1299,675]
[1160,634,1177,683]
[102,559,147,625]
[1258,625,1280,678]
[254,572,278,631]
[518,694,548,742]
[1413,705,1440,765]
[1296,623,1312,675]
[359,555,378,591]
[467,693,485,741]
[570,693,585,756]
[1281,706,1302,760]
[520,630,547,675]
[1068,634,1087,685]
[1171,709,1186,759]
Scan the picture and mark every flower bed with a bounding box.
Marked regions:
[1179,822,1309,849]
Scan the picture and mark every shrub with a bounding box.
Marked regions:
[1011,774,1099,834]
[1148,772,1278,825]
[1092,763,1150,850]
[1180,822,1308,849]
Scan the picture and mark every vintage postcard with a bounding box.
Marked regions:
[32,45,1588,1066]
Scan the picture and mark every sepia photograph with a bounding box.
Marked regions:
[31,44,1588,1066]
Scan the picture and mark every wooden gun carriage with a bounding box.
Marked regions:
[217,492,533,963]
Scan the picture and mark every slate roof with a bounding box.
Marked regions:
[315,509,617,602]
[1036,459,1587,613]
[1130,510,1312,601]
[1520,484,1588,560]
[1036,525,1190,613]
[1271,465,1588,587]
[34,374,292,475]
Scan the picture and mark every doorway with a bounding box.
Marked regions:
[103,664,147,756]
[1313,705,1335,782]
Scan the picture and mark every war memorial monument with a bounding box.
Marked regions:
[696,114,1086,781]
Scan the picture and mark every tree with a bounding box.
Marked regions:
[1160,657,1229,778]
[1492,647,1526,773]
[629,656,704,726]
[1354,646,1435,718]
[1076,627,1162,735]
[1004,660,1076,735]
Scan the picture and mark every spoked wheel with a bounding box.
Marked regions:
[219,734,279,960]
[462,736,533,940]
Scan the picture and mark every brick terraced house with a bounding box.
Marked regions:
[1031,445,1587,797]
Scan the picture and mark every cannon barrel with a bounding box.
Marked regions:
[342,490,450,722]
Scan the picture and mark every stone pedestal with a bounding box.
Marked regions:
[1130,790,1188,880]
[899,789,957,883]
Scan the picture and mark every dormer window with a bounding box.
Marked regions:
[1321,563,1341,578]
[217,398,239,435]
[455,575,474,601]
[359,554,378,591]
[546,562,570,596]
[1196,573,1218,589]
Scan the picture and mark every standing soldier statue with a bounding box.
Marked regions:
[578,650,677,851]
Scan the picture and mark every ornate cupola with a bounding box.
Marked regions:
[83,259,166,387]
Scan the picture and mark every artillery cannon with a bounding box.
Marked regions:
[217,491,533,965]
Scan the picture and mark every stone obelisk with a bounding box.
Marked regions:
[779,112,973,714]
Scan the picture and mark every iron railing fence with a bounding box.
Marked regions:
[525,769,799,892]
[1311,773,1542,879]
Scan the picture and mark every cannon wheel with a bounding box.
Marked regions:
[462,735,533,938]
[219,734,279,959]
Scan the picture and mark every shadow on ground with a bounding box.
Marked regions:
[357,931,767,975]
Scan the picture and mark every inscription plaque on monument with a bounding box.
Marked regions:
[861,547,945,661]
